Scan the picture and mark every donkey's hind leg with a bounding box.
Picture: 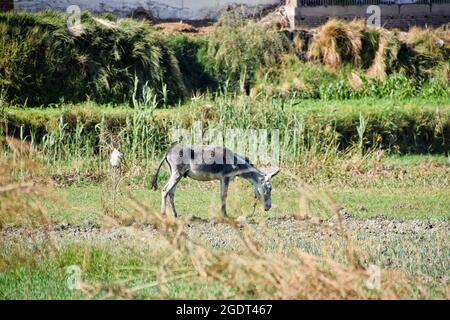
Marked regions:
[161,172,182,217]
[168,186,178,218]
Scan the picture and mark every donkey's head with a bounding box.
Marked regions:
[255,168,280,211]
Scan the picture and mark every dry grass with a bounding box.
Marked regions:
[153,22,199,34]
[308,19,365,69]
[368,26,449,81]
[0,155,53,228]
[305,20,448,83]
[366,28,397,80]
[347,72,364,91]
[118,190,423,299]
[403,27,445,57]
[435,25,450,49]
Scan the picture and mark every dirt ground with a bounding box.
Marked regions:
[2,216,448,252]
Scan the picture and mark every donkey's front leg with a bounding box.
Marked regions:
[220,177,230,216]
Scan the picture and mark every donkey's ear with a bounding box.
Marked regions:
[266,168,280,179]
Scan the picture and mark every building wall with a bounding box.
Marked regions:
[287,3,450,29]
[13,0,280,20]
[0,0,13,12]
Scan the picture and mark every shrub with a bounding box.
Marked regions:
[165,35,217,94]
[321,73,419,100]
[420,64,450,99]
[0,10,185,106]
[253,54,337,99]
[208,11,292,92]
[1,12,448,105]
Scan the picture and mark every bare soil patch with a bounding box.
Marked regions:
[2,216,448,246]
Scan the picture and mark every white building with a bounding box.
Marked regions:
[14,0,281,20]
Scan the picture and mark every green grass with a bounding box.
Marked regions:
[383,154,450,166]
[0,239,234,299]
[46,183,450,225]
[0,265,72,300]
[334,188,450,220]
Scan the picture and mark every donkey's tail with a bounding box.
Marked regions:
[151,154,167,191]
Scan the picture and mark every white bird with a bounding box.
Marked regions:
[110,148,123,167]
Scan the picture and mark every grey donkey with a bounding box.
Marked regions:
[151,144,280,217]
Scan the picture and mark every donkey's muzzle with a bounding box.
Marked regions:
[264,199,272,211]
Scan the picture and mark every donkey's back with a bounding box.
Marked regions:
[165,144,250,181]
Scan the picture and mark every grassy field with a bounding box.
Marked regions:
[1,96,450,300]
[1,151,449,299]
[45,154,450,224]
[46,184,450,223]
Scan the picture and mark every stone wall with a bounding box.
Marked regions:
[13,0,280,20]
[286,2,450,29]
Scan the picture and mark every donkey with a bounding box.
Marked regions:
[151,144,280,217]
